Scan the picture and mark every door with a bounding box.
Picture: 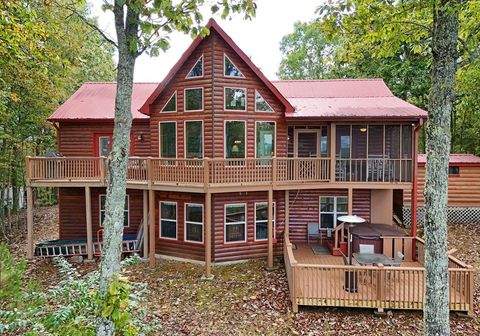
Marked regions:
[294,130,321,180]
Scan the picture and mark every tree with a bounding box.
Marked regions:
[67,1,256,334]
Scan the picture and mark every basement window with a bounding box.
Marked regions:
[160,201,177,239]
[99,195,129,227]
[255,202,275,241]
[185,203,204,243]
[225,204,246,243]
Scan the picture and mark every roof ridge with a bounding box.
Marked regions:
[272,78,385,83]
[83,81,160,85]
[289,95,393,98]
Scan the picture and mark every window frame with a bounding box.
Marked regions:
[254,202,276,242]
[159,201,178,240]
[184,203,204,244]
[223,53,245,78]
[448,166,460,176]
[185,55,204,79]
[158,121,177,158]
[318,196,349,229]
[254,90,274,112]
[224,120,247,160]
[224,203,247,244]
[99,194,130,228]
[184,120,204,159]
[224,87,247,112]
[255,121,276,159]
[184,87,204,112]
[161,92,177,113]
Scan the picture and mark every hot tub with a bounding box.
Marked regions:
[349,223,405,254]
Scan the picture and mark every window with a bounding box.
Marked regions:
[185,120,203,158]
[449,166,460,175]
[186,55,203,78]
[160,201,177,239]
[225,204,246,243]
[162,92,176,112]
[184,88,203,111]
[100,195,129,227]
[256,122,275,158]
[185,204,203,243]
[225,121,246,159]
[98,136,111,157]
[225,87,246,111]
[159,122,176,158]
[224,54,244,77]
[319,196,348,229]
[255,90,273,112]
[255,202,275,241]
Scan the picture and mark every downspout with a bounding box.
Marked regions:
[411,118,424,239]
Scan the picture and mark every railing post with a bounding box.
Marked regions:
[272,156,277,187]
[25,156,31,185]
[147,157,153,189]
[468,266,474,316]
[99,157,106,185]
[376,264,385,313]
[204,157,210,191]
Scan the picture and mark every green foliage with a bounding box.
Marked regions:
[0,243,26,304]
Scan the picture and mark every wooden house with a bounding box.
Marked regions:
[403,154,480,225]
[25,18,474,315]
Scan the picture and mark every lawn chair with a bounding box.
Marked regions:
[392,251,404,266]
[307,223,320,245]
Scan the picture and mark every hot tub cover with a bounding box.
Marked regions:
[350,223,406,238]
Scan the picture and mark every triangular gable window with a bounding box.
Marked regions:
[224,54,244,77]
[255,90,274,112]
[162,92,177,112]
[186,55,203,78]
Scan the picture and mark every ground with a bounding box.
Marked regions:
[6,206,480,335]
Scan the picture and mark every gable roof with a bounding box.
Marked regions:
[139,18,294,114]
[273,79,428,120]
[418,153,480,166]
[48,82,156,122]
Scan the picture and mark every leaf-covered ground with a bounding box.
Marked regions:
[8,206,480,335]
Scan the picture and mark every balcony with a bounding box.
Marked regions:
[25,156,413,192]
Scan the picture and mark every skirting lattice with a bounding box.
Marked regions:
[403,206,480,227]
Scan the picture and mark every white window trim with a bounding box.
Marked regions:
[158,121,177,158]
[99,194,130,228]
[224,120,247,160]
[185,54,204,79]
[224,203,247,244]
[184,120,204,159]
[254,201,276,241]
[161,91,177,113]
[255,121,276,159]
[184,203,204,244]
[223,53,245,78]
[224,87,247,112]
[254,90,274,113]
[159,201,178,240]
[318,196,349,229]
[184,87,204,112]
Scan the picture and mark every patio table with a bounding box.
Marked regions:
[352,252,394,266]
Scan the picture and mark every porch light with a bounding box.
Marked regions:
[359,127,367,133]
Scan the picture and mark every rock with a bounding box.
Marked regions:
[70,255,84,263]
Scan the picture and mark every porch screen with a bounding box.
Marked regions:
[185,121,203,158]
[159,122,176,158]
[160,202,177,239]
[225,121,246,158]
[256,122,275,158]
[225,204,246,243]
[319,196,348,229]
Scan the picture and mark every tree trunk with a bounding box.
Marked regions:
[96,2,139,335]
[423,1,459,335]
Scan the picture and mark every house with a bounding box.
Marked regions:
[25,18,474,315]
[403,153,480,226]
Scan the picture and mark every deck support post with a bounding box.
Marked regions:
[143,190,148,258]
[26,186,34,259]
[348,188,353,214]
[329,123,336,183]
[267,188,274,269]
[85,186,93,260]
[285,190,289,236]
[203,191,213,279]
[148,189,155,267]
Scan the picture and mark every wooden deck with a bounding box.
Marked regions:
[284,236,474,315]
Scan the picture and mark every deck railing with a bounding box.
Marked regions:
[336,158,412,183]
[26,156,412,187]
[284,236,474,314]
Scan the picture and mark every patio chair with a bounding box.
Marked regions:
[307,223,320,245]
[392,251,404,267]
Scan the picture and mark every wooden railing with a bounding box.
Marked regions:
[336,158,412,183]
[283,236,474,315]
[26,156,412,187]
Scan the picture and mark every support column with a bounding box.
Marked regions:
[204,191,213,278]
[85,186,93,260]
[267,188,274,269]
[330,123,336,182]
[148,189,155,267]
[348,187,353,215]
[143,190,148,258]
[284,190,290,236]
[26,186,34,259]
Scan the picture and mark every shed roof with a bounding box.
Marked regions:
[48,82,157,122]
[273,79,428,120]
[418,154,480,165]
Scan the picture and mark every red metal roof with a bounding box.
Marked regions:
[418,154,480,165]
[273,79,428,120]
[139,18,294,114]
[48,82,157,122]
